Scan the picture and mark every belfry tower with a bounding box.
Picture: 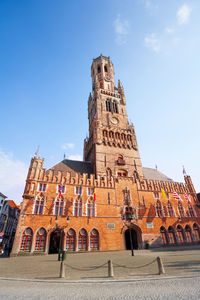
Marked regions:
[84,54,143,178]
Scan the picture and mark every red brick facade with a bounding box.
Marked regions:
[11,55,200,255]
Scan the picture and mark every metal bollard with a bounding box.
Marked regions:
[156,256,165,275]
[60,261,65,278]
[108,260,114,278]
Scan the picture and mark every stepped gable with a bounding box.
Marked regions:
[143,167,173,182]
[49,159,93,176]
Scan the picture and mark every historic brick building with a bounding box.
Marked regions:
[11,55,200,255]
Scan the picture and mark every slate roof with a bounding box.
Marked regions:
[50,159,93,176]
[0,192,7,199]
[142,167,173,182]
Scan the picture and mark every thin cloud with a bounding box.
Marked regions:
[165,27,174,34]
[114,15,129,45]
[177,4,192,25]
[144,33,160,52]
[0,150,27,204]
[61,143,74,150]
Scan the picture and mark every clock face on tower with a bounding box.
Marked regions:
[110,117,119,125]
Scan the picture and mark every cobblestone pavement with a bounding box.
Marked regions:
[0,245,200,280]
[0,276,200,299]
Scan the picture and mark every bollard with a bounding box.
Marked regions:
[156,256,165,275]
[108,260,114,278]
[60,261,65,278]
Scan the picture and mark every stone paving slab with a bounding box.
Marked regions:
[0,245,200,281]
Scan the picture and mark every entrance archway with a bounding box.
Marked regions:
[49,229,61,254]
[125,228,138,250]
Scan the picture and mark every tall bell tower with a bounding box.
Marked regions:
[84,54,143,178]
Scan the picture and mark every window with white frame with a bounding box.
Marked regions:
[87,199,95,217]
[73,199,82,216]
[188,204,196,217]
[54,196,64,215]
[57,185,65,194]
[34,194,45,215]
[156,200,164,218]
[153,192,159,199]
[75,186,82,195]
[38,183,47,192]
[87,188,93,196]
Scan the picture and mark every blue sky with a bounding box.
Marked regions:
[0,0,200,203]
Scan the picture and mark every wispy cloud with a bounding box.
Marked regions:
[177,4,192,25]
[114,14,129,45]
[0,150,27,204]
[165,27,174,34]
[61,143,74,150]
[144,33,160,52]
[67,154,82,161]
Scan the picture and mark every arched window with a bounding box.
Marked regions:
[167,201,175,217]
[185,225,192,243]
[156,200,164,218]
[97,65,101,73]
[35,228,46,251]
[87,199,95,217]
[78,229,87,251]
[90,229,99,250]
[54,196,64,215]
[178,201,185,218]
[177,225,184,244]
[20,228,33,252]
[168,226,176,245]
[193,223,200,242]
[73,199,82,216]
[117,169,127,177]
[188,204,196,217]
[34,194,45,214]
[106,99,111,112]
[66,228,76,251]
[106,168,112,178]
[104,65,108,72]
[160,226,168,245]
[113,100,118,113]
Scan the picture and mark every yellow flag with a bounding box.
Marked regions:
[161,189,167,199]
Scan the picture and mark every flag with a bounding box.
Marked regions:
[93,188,96,202]
[34,145,40,157]
[173,192,181,200]
[58,184,63,198]
[161,189,167,199]
[183,166,187,176]
[184,193,192,204]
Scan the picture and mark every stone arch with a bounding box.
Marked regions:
[124,224,142,250]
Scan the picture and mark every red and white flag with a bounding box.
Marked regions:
[173,192,182,201]
[184,193,192,204]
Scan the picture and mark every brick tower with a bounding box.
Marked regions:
[84,54,143,178]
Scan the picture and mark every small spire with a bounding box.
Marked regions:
[155,164,158,170]
[63,153,66,160]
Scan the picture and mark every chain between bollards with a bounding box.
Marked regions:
[108,260,114,278]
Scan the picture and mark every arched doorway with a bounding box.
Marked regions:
[125,228,138,250]
[49,229,61,254]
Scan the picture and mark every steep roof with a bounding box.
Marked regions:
[8,200,19,209]
[0,192,7,199]
[142,167,173,182]
[50,159,93,176]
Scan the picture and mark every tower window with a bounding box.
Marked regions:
[104,65,108,72]
[106,99,112,112]
[97,65,101,73]
[113,100,118,114]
